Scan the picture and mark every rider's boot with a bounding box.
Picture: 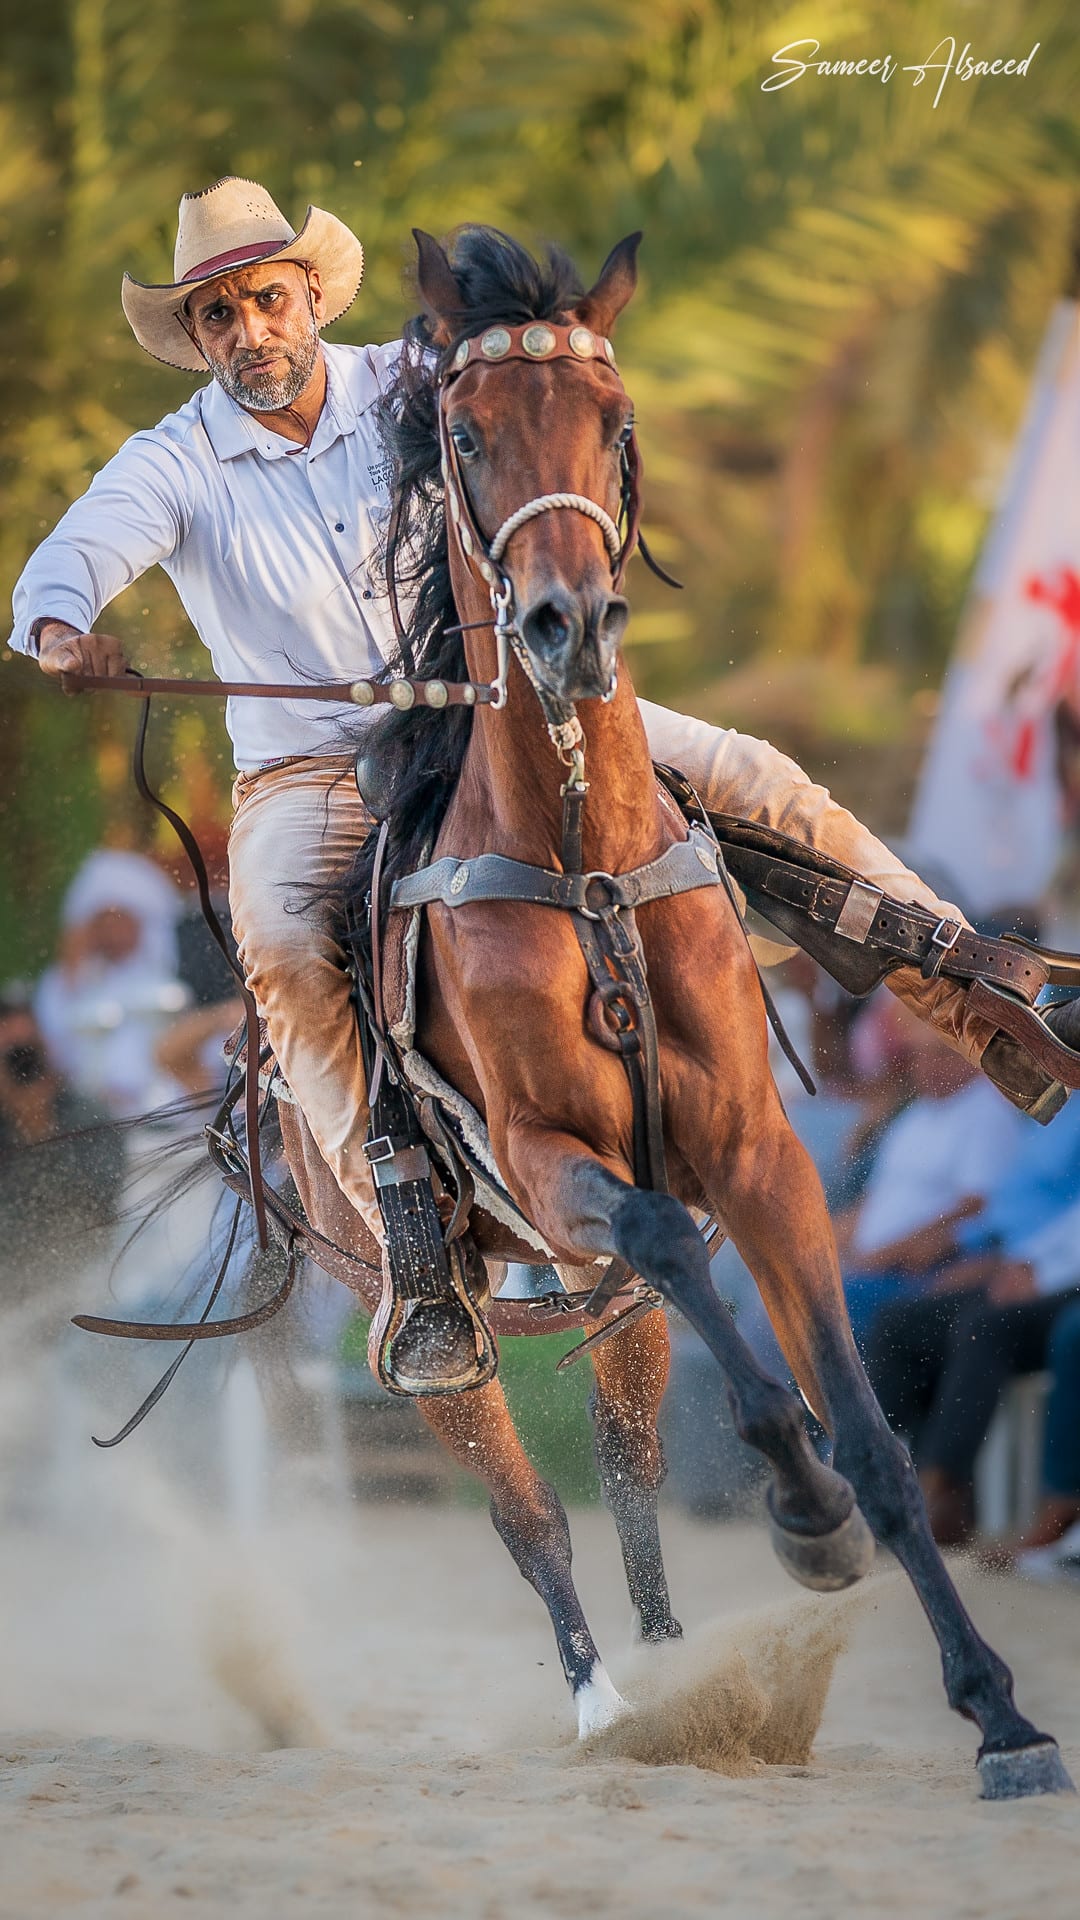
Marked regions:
[979,997,1080,1125]
[371,1276,492,1396]
[367,1165,497,1398]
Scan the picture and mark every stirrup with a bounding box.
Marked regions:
[369,1238,497,1399]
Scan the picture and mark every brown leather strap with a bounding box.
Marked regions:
[367,819,392,1106]
[707,813,1051,1006]
[999,932,1080,988]
[61,670,494,707]
[72,1242,297,1346]
[130,692,269,1251]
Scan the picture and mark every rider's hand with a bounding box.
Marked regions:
[986,1260,1038,1307]
[36,621,130,680]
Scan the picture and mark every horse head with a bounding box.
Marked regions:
[414,227,643,715]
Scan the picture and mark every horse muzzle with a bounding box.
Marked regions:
[518,586,629,702]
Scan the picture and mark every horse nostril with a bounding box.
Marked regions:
[600,597,629,648]
[522,599,582,656]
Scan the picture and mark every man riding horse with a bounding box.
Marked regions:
[11,177,1080,1392]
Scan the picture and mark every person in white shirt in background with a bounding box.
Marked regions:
[9,177,1079,1384]
[34,849,190,1121]
[842,1021,1025,1283]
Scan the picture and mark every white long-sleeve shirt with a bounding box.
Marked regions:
[9,342,403,770]
[1014,1196,1080,1295]
[849,1078,1026,1262]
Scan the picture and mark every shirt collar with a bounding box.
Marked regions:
[199,344,361,464]
[308,347,358,459]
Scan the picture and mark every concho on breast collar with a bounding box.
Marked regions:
[436,319,645,746]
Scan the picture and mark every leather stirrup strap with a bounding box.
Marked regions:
[367,818,392,1107]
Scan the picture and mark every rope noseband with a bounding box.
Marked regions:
[489,493,622,567]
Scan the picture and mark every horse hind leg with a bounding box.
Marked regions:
[588,1308,682,1642]
[418,1378,628,1737]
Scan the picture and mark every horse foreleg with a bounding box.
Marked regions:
[715,1118,1075,1801]
[418,1378,627,1736]
[510,1140,872,1591]
[589,1308,682,1642]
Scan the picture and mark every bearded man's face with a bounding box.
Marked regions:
[187,261,322,411]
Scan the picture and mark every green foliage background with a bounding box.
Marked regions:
[1,0,1077,973]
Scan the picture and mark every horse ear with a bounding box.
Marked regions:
[574,233,642,338]
[413,228,464,346]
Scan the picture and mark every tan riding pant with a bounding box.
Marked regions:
[228,709,994,1228]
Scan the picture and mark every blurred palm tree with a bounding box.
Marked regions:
[1,0,1077,965]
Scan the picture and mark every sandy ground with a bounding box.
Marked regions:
[2,1442,1079,1920]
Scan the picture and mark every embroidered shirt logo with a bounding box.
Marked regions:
[367,457,394,493]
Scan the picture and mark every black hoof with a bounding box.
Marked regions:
[768,1501,876,1592]
[978,1740,1076,1801]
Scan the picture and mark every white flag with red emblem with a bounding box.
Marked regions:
[908,300,1080,918]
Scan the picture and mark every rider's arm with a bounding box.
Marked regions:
[9,431,195,677]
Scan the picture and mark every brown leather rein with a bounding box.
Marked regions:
[59,668,499,708]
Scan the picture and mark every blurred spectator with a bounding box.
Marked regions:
[824,992,921,1213]
[0,984,123,1282]
[836,1018,1025,1349]
[175,897,241,1009]
[866,1154,1080,1543]
[154,998,244,1097]
[970,1296,1080,1578]
[1001,1297,1080,1578]
[1039,1298,1080,1545]
[34,849,191,1119]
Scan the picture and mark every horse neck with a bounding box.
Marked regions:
[455,591,667,873]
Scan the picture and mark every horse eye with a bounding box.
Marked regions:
[617,418,635,447]
[450,425,479,460]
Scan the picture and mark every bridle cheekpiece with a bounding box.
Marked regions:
[437,319,644,748]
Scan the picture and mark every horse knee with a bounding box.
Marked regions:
[612,1188,708,1302]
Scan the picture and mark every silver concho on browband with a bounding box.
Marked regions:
[445,321,618,376]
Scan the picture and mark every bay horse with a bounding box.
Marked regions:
[300,224,1069,1797]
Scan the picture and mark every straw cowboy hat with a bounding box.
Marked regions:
[121,176,365,372]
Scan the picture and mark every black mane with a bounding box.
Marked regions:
[341,226,585,948]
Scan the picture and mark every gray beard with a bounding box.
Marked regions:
[214,327,319,413]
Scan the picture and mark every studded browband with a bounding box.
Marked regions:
[444,320,619,377]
